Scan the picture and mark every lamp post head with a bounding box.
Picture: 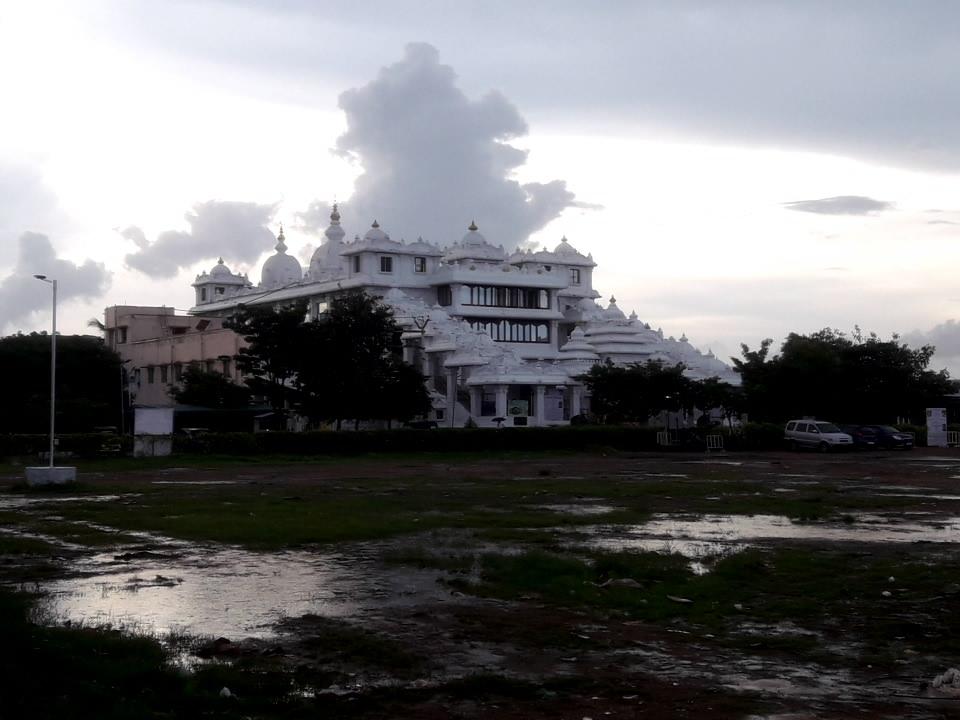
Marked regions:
[34,274,47,281]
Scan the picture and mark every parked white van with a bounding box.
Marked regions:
[784,420,853,451]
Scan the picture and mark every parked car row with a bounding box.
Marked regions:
[839,424,914,450]
[784,420,914,451]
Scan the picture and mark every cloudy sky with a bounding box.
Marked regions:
[3,1,960,371]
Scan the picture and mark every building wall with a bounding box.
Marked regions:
[104,306,245,406]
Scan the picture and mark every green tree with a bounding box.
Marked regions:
[582,360,697,424]
[168,367,251,408]
[226,293,429,429]
[224,301,307,423]
[294,292,428,428]
[733,329,956,423]
[0,333,123,433]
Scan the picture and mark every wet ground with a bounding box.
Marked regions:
[2,449,960,718]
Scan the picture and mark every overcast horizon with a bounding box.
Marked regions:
[3,1,960,373]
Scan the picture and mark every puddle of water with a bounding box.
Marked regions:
[151,481,238,486]
[0,494,126,510]
[582,513,960,551]
[30,543,452,641]
[877,493,960,501]
[535,504,621,516]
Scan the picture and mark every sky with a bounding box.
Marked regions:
[2,0,960,372]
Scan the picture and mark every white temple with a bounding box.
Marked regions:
[190,207,738,427]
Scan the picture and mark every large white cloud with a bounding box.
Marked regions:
[0,164,69,270]
[298,43,587,250]
[88,2,960,172]
[125,200,277,278]
[0,232,111,332]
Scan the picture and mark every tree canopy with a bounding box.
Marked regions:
[733,328,956,423]
[225,293,429,428]
[582,360,738,424]
[224,301,307,421]
[168,367,251,409]
[0,333,123,433]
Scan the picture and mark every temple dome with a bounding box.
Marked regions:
[364,220,389,243]
[602,296,626,321]
[554,236,580,255]
[442,221,507,263]
[461,220,487,246]
[324,203,345,243]
[261,227,302,288]
[209,258,231,277]
[309,204,347,279]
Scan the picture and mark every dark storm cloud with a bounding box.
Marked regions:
[98,1,960,172]
[0,232,111,331]
[298,43,586,250]
[125,200,277,278]
[782,196,894,216]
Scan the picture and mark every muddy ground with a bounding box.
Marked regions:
[2,449,960,718]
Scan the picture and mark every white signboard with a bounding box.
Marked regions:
[927,407,948,448]
[134,407,174,436]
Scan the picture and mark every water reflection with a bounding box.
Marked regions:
[579,513,960,554]
[33,543,448,640]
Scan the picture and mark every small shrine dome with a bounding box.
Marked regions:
[209,258,232,277]
[261,226,303,288]
[461,220,487,246]
[602,296,626,321]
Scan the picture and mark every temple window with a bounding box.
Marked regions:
[463,285,550,309]
[353,256,361,273]
[414,256,427,273]
[569,268,581,285]
[481,389,497,416]
[379,256,393,273]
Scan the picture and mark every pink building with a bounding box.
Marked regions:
[103,305,244,406]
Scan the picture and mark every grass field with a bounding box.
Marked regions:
[1,449,959,718]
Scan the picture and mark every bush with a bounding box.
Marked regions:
[722,422,785,451]
[172,426,666,456]
[0,433,132,460]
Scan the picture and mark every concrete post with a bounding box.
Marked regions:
[446,369,457,427]
[469,387,481,419]
[534,385,546,426]
[495,385,508,419]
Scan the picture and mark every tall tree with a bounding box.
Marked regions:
[224,301,307,423]
[294,292,428,428]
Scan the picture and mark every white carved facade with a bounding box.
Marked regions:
[189,207,738,427]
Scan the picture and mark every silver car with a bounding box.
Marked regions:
[784,420,854,451]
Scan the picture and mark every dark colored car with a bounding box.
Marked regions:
[861,425,914,450]
[839,424,878,449]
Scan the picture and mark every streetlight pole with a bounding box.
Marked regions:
[26,275,74,486]
[33,275,56,467]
